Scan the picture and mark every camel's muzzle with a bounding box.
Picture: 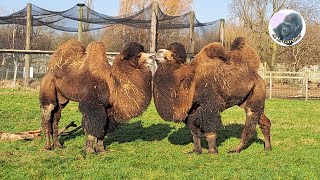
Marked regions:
[139,52,156,68]
[155,49,171,63]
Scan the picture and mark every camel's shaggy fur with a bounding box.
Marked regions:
[153,37,271,154]
[39,39,152,153]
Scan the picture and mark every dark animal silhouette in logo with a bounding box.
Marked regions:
[273,13,303,45]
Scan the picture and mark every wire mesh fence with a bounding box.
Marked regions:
[0,3,222,54]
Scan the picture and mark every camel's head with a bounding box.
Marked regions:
[156,43,187,65]
[119,42,154,68]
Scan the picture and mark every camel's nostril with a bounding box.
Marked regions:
[149,55,155,59]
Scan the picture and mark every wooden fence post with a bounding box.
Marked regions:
[77,3,85,43]
[189,11,195,56]
[24,3,32,87]
[269,71,272,99]
[5,69,9,79]
[150,1,159,75]
[150,1,158,53]
[219,19,225,47]
[13,61,18,89]
[305,71,308,100]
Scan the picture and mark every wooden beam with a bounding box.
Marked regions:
[150,1,158,53]
[189,11,195,55]
[0,49,122,55]
[0,49,54,54]
[150,1,159,76]
[24,3,32,87]
[219,19,225,47]
[77,3,85,43]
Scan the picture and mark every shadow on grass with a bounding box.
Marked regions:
[168,123,264,150]
[105,121,173,145]
[60,121,173,145]
[60,126,84,145]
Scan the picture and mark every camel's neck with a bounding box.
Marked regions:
[109,61,152,123]
[153,64,195,122]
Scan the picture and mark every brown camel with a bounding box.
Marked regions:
[39,39,153,153]
[153,38,271,154]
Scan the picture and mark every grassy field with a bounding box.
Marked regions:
[0,88,319,179]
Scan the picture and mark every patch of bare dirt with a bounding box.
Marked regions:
[0,79,41,90]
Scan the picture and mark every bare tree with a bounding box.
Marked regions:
[101,0,193,52]
[228,0,320,71]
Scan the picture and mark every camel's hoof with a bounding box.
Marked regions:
[44,145,53,150]
[208,150,218,155]
[95,147,107,154]
[85,147,95,154]
[185,149,202,155]
[228,149,240,154]
[264,146,272,151]
[54,142,64,148]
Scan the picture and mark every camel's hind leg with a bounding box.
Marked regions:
[52,99,69,148]
[258,113,271,150]
[41,104,55,150]
[230,81,267,153]
[40,74,57,150]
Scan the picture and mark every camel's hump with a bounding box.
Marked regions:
[48,39,85,73]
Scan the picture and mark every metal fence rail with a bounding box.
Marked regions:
[1,50,319,100]
[260,71,320,100]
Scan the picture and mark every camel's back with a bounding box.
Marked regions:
[193,60,258,109]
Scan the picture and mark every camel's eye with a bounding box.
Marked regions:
[171,52,177,60]
[137,53,141,59]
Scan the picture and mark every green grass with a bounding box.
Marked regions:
[0,88,319,179]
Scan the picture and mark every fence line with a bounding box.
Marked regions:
[0,49,121,55]
[1,50,319,100]
[260,71,320,100]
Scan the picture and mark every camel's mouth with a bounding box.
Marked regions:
[139,52,156,68]
[155,49,173,63]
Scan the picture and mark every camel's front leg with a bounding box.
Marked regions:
[79,99,108,154]
[204,132,218,154]
[84,135,106,154]
[95,138,106,153]
[191,131,203,154]
[186,117,202,154]
[85,134,96,154]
